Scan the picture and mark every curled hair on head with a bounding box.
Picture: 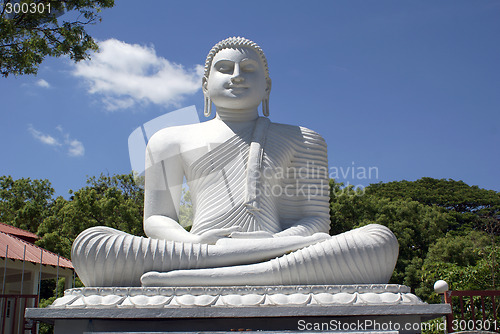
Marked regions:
[204,37,270,80]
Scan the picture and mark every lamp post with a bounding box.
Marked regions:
[434,280,450,333]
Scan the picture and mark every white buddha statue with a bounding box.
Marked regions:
[72,37,399,287]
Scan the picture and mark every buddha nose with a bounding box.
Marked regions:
[231,64,243,83]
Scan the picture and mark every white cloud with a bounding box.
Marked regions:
[28,125,61,146]
[28,125,85,157]
[35,79,51,88]
[102,96,136,111]
[68,139,85,157]
[72,39,204,111]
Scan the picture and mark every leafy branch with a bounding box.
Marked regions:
[0,0,114,77]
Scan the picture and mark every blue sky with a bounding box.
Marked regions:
[1,0,499,197]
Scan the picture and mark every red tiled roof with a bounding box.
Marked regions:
[0,222,39,241]
[0,231,73,269]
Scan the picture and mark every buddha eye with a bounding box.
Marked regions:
[216,62,233,73]
[240,59,258,72]
[242,65,255,72]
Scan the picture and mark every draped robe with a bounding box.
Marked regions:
[188,117,330,236]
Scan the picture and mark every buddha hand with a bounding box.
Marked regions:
[196,226,241,245]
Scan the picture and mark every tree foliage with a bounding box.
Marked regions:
[37,173,144,258]
[366,177,500,234]
[421,233,499,304]
[0,0,114,77]
[0,175,54,232]
[330,178,500,301]
[330,180,453,288]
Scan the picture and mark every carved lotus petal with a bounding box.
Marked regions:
[220,294,265,306]
[337,292,357,304]
[267,293,311,306]
[129,295,171,307]
[49,295,79,308]
[81,295,102,306]
[66,297,86,308]
[379,292,402,304]
[358,293,382,304]
[312,292,356,305]
[402,293,424,304]
[100,295,125,306]
[315,292,357,305]
[313,293,338,305]
[175,294,218,307]
[81,294,123,307]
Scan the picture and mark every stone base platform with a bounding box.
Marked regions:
[25,285,450,334]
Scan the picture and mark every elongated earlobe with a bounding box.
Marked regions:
[262,98,270,117]
[204,96,212,117]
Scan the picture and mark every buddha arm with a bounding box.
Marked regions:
[143,129,238,245]
[143,129,200,243]
[275,126,331,237]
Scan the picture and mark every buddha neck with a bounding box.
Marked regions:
[215,107,259,122]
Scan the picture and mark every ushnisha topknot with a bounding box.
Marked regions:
[204,37,270,80]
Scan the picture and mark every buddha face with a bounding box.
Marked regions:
[204,47,270,111]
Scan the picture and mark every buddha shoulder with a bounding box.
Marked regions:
[269,121,327,148]
[146,122,207,154]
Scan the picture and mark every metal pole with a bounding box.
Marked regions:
[11,294,18,334]
[20,245,26,295]
[17,298,24,334]
[37,249,43,304]
[2,245,8,294]
[55,254,60,298]
[18,245,27,334]
[440,294,448,334]
[444,291,454,333]
[1,245,7,334]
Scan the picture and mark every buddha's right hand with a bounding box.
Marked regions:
[196,226,241,245]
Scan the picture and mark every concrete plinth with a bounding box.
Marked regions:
[25,285,450,334]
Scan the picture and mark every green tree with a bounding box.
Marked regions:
[420,231,499,302]
[37,173,144,258]
[329,179,453,291]
[331,178,500,301]
[0,175,54,233]
[366,177,500,234]
[1,0,115,77]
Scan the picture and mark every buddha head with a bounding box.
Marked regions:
[203,37,272,117]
